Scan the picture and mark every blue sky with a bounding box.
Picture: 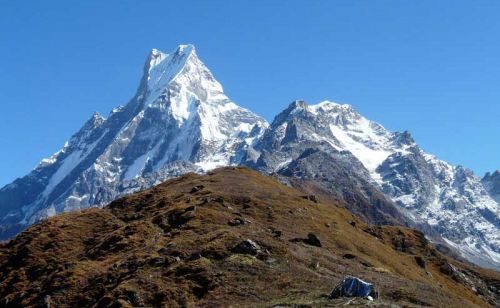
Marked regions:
[0,1,498,186]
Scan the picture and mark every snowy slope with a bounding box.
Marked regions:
[247,100,500,269]
[0,44,267,236]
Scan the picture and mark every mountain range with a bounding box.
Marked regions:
[0,44,498,270]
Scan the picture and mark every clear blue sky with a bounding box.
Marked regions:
[0,1,499,187]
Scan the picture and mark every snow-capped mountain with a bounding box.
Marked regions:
[0,44,267,238]
[0,45,498,269]
[245,100,500,269]
[243,101,415,227]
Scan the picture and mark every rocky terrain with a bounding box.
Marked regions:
[0,167,498,307]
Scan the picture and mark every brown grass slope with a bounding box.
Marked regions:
[0,167,498,307]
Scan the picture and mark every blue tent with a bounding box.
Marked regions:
[329,276,374,298]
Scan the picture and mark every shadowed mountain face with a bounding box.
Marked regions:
[0,45,498,269]
[483,170,500,203]
[0,168,498,307]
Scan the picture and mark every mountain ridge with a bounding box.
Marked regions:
[246,99,499,269]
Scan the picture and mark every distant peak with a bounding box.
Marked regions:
[310,100,353,111]
[282,100,311,115]
[136,44,204,97]
[290,100,308,109]
[148,44,195,57]
[483,170,500,179]
[285,100,356,116]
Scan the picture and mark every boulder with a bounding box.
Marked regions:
[231,239,261,255]
[415,256,426,269]
[304,233,322,247]
[190,185,204,193]
[168,206,196,227]
[228,218,245,226]
[301,194,318,203]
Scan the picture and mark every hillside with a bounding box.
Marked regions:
[0,167,498,307]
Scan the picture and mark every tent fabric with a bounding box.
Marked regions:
[329,276,374,298]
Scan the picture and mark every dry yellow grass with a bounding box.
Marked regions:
[0,167,498,307]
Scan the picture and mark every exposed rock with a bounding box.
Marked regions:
[290,233,322,247]
[301,194,318,203]
[360,260,373,267]
[190,185,204,193]
[231,239,261,255]
[168,206,196,227]
[415,256,426,269]
[148,257,167,267]
[272,230,282,238]
[393,237,414,254]
[440,262,455,276]
[228,218,245,226]
[482,170,500,203]
[304,233,322,247]
[214,196,225,204]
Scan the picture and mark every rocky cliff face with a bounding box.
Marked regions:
[483,170,500,203]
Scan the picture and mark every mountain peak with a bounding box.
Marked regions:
[146,48,167,68]
[484,170,500,178]
[146,44,196,69]
[309,100,355,114]
[284,100,356,116]
[139,44,200,95]
[290,99,308,109]
[174,43,196,55]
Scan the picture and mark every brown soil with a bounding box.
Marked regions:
[0,167,498,307]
